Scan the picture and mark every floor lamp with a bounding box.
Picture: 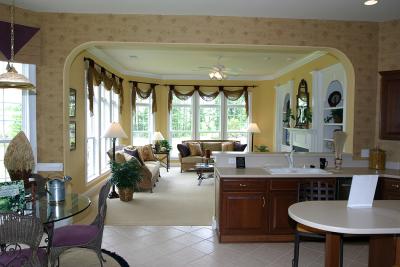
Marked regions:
[104,122,128,199]
[247,123,260,152]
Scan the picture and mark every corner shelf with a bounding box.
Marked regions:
[323,107,344,110]
[323,123,344,126]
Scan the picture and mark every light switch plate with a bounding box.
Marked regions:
[361,149,370,158]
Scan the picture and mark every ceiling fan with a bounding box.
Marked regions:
[195,56,240,80]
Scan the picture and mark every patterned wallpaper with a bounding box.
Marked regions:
[0,4,396,166]
[377,20,400,161]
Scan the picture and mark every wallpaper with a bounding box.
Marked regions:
[0,3,397,173]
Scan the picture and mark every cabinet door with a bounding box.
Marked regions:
[381,178,400,200]
[269,191,297,234]
[221,192,267,235]
[380,70,400,140]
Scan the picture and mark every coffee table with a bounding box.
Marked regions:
[195,163,214,186]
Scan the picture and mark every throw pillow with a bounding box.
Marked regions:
[114,151,126,163]
[138,145,156,162]
[234,142,247,151]
[177,143,190,157]
[222,142,234,152]
[188,142,202,156]
[202,142,222,152]
[124,147,144,165]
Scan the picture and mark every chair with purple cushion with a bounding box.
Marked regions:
[49,180,111,267]
[0,212,47,267]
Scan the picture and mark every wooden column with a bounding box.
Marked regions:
[325,232,341,267]
[369,235,400,267]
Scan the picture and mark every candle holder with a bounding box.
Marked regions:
[335,158,342,170]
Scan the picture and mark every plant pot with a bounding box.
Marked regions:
[118,187,134,202]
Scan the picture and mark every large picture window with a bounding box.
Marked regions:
[132,96,153,146]
[0,61,36,182]
[86,83,119,182]
[169,92,249,158]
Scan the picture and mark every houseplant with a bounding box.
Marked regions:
[283,108,295,128]
[159,139,172,151]
[110,159,143,202]
[255,145,269,152]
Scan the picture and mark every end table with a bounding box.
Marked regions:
[154,150,170,172]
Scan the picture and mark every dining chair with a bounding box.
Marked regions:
[0,212,47,267]
[49,180,111,267]
[292,180,342,267]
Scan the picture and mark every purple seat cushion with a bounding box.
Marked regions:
[0,247,47,266]
[52,224,99,247]
[234,143,247,151]
[177,144,190,157]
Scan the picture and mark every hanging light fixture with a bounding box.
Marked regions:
[0,1,35,90]
[209,69,226,80]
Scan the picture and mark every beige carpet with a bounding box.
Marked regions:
[76,167,215,226]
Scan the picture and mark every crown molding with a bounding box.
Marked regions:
[87,47,326,82]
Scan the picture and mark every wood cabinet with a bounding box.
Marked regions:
[380,70,400,140]
[380,178,400,200]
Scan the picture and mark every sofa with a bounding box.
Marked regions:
[108,145,160,193]
[177,140,247,172]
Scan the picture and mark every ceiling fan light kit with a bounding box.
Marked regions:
[364,0,378,6]
[209,70,226,80]
[0,0,35,90]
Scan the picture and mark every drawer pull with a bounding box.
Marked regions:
[239,184,247,187]
[262,196,266,208]
[391,184,400,189]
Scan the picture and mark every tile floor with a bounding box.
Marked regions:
[101,225,368,267]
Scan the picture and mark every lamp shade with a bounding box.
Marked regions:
[247,123,261,133]
[0,65,35,90]
[153,132,164,141]
[103,122,127,139]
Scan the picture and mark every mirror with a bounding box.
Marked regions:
[295,79,310,128]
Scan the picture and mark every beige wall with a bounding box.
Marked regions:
[376,20,400,161]
[1,4,400,191]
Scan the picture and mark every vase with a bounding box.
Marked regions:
[118,187,134,202]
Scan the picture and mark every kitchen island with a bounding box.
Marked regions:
[214,166,400,243]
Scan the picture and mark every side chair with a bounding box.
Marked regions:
[49,180,112,267]
[0,212,47,267]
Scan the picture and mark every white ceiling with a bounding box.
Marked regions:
[2,0,400,22]
[87,44,326,81]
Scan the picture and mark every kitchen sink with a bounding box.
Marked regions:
[266,167,332,175]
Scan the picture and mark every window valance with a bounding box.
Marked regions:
[168,85,250,116]
[130,81,157,113]
[85,58,124,115]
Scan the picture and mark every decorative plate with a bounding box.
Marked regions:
[328,91,342,107]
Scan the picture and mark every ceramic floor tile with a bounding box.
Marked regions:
[173,232,205,245]
[190,239,217,254]
[191,227,216,239]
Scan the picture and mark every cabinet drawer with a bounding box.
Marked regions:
[222,179,265,191]
[270,179,298,191]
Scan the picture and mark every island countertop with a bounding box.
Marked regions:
[215,167,400,179]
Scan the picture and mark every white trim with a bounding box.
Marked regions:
[36,163,64,172]
[274,80,293,152]
[88,47,326,81]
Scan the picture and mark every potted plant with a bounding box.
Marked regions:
[159,139,172,151]
[283,108,295,128]
[110,159,143,202]
[324,109,343,123]
[255,145,269,152]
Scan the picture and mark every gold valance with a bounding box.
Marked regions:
[85,58,124,115]
[168,85,249,116]
[130,82,157,113]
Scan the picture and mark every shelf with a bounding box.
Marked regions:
[324,123,343,126]
[323,138,334,142]
[324,107,344,110]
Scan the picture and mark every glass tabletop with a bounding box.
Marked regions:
[26,193,91,224]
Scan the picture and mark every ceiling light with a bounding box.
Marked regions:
[0,1,35,90]
[364,0,378,5]
[209,70,226,80]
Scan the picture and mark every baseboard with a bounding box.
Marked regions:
[82,179,107,197]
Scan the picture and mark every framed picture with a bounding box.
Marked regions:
[69,88,76,117]
[236,157,246,169]
[69,121,76,151]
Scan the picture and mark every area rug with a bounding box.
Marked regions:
[59,248,129,267]
[75,167,214,226]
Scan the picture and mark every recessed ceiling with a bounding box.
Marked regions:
[2,0,400,22]
[87,44,327,81]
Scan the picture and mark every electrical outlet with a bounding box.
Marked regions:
[228,158,235,164]
[361,149,370,158]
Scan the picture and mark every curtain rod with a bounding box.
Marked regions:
[84,57,124,81]
[129,80,257,88]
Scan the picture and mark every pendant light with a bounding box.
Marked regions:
[0,1,35,90]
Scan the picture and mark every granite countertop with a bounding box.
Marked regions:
[215,167,400,179]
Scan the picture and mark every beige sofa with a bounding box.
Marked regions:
[178,140,246,172]
[108,145,160,193]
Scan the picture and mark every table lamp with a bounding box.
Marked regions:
[104,122,128,199]
[247,123,260,152]
[153,131,164,152]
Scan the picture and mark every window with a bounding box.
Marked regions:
[226,96,249,145]
[169,92,250,158]
[0,61,36,182]
[170,96,193,158]
[132,96,153,146]
[86,83,119,182]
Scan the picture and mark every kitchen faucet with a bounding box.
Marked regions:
[285,149,295,168]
